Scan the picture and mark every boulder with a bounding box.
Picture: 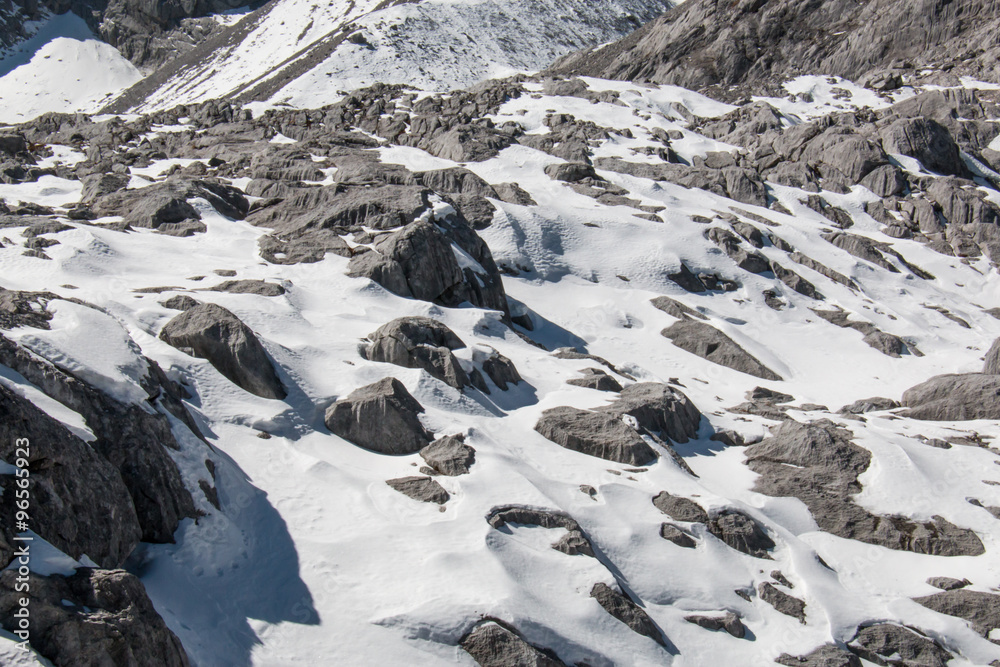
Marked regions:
[880,117,967,177]
[365,317,470,389]
[901,373,1000,421]
[859,164,907,197]
[159,303,287,400]
[460,621,567,667]
[661,320,782,381]
[567,368,623,392]
[385,476,449,504]
[652,492,709,524]
[913,589,1000,637]
[419,435,476,476]
[684,612,745,638]
[709,510,776,559]
[324,377,433,455]
[777,645,861,667]
[599,383,702,442]
[0,568,190,667]
[160,294,200,311]
[659,524,696,548]
[984,338,1000,374]
[759,582,806,622]
[80,172,131,203]
[534,406,658,466]
[544,162,598,182]
[650,295,706,321]
[590,583,667,647]
[848,623,952,667]
[206,279,286,296]
[478,347,522,390]
[839,397,900,415]
[926,576,971,591]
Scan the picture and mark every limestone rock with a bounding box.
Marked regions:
[567,368,623,392]
[652,492,709,524]
[848,623,952,667]
[386,476,450,504]
[534,406,657,466]
[324,377,433,455]
[365,317,470,389]
[661,319,782,381]
[590,582,667,647]
[419,435,476,476]
[599,382,702,443]
[460,621,567,667]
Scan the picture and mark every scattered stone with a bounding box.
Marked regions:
[927,576,971,591]
[659,523,696,548]
[661,319,782,381]
[386,476,450,504]
[534,406,657,466]
[160,294,200,311]
[324,377,433,454]
[848,623,952,667]
[759,582,806,623]
[419,434,476,476]
[205,279,286,296]
[839,397,900,415]
[567,368,623,392]
[652,491,709,524]
[590,582,667,647]
[709,510,776,559]
[683,612,746,638]
[460,621,567,667]
[651,295,707,320]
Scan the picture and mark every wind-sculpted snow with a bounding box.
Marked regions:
[1,67,1000,667]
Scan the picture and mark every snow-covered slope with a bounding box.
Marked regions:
[1,64,1000,665]
[0,12,141,124]
[104,0,674,113]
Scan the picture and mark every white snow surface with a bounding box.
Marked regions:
[0,74,998,666]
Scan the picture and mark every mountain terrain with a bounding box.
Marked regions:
[0,0,1000,666]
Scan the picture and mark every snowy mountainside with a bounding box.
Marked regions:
[1,61,1000,667]
[103,0,675,113]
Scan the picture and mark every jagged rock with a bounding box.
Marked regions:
[92,178,249,229]
[567,368,623,392]
[914,589,1000,637]
[839,397,900,414]
[160,294,200,311]
[707,227,771,274]
[534,406,657,465]
[479,347,522,390]
[365,317,470,389]
[159,303,287,400]
[777,645,861,667]
[984,338,1000,375]
[901,373,1000,421]
[661,319,782,381]
[710,430,747,447]
[746,420,984,556]
[0,384,141,568]
[880,117,967,177]
[684,612,745,638]
[859,164,907,197]
[599,382,701,442]
[790,252,858,290]
[324,377,433,455]
[206,279,286,296]
[544,162,598,182]
[668,262,709,293]
[653,492,709,524]
[419,434,476,476]
[848,623,952,667]
[862,331,908,358]
[80,172,131,203]
[0,568,190,667]
[386,476,450,504]
[590,582,666,647]
[651,295,707,320]
[772,262,822,300]
[659,523,696,548]
[487,506,594,557]
[748,386,793,403]
[460,621,567,667]
[823,232,899,273]
[927,577,971,591]
[709,510,775,559]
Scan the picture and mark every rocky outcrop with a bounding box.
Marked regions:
[708,510,776,559]
[567,368,623,392]
[901,373,1000,421]
[159,302,287,400]
[460,621,567,667]
[419,435,476,476]
[745,420,984,556]
[777,645,861,667]
[92,177,249,233]
[684,612,745,638]
[652,492,709,524]
[478,347,522,391]
[364,317,471,389]
[534,406,658,466]
[759,582,806,623]
[914,589,1000,638]
[487,506,594,557]
[599,382,701,443]
[386,476,450,504]
[205,279,286,296]
[0,568,190,667]
[847,623,952,667]
[661,319,782,381]
[659,523,696,548]
[590,583,667,647]
[324,377,433,455]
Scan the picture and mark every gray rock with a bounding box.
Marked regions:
[419,434,476,476]
[365,317,470,389]
[160,302,286,400]
[460,621,567,667]
[927,576,971,591]
[0,568,190,667]
[590,582,667,647]
[759,582,806,623]
[487,505,594,557]
[93,178,248,229]
[772,262,823,300]
[667,262,708,293]
[710,510,775,559]
[652,492,709,524]
[651,295,707,320]
[544,162,598,182]
[984,338,1000,375]
[839,397,900,414]
[567,368,623,392]
[859,164,907,197]
[901,373,1000,421]
[480,348,522,390]
[707,226,771,274]
[880,117,967,177]
[659,523,696,548]
[913,589,1000,637]
[710,430,747,447]
[0,384,141,569]
[848,623,952,667]
[206,279,286,296]
[661,319,782,381]
[534,406,658,466]
[80,172,131,203]
[160,294,199,311]
[324,377,433,455]
[386,476,450,504]
[684,612,746,638]
[599,382,702,443]
[777,645,862,667]
[823,232,899,273]
[790,252,859,290]
[862,331,908,358]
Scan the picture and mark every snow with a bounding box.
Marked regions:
[0,69,999,666]
[0,12,141,124]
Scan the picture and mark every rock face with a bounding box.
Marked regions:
[600,382,701,443]
[759,582,806,622]
[848,624,952,667]
[708,510,775,559]
[776,645,862,667]
[0,384,141,569]
[0,568,190,667]
[534,406,658,465]
[567,367,623,392]
[487,506,594,557]
[365,317,471,389]
[901,373,1000,421]
[460,621,567,667]
[419,435,476,476]
[652,492,709,524]
[914,589,1000,638]
[590,583,667,647]
[661,319,782,381]
[324,377,433,455]
[159,302,287,400]
[385,476,450,504]
[745,420,984,556]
